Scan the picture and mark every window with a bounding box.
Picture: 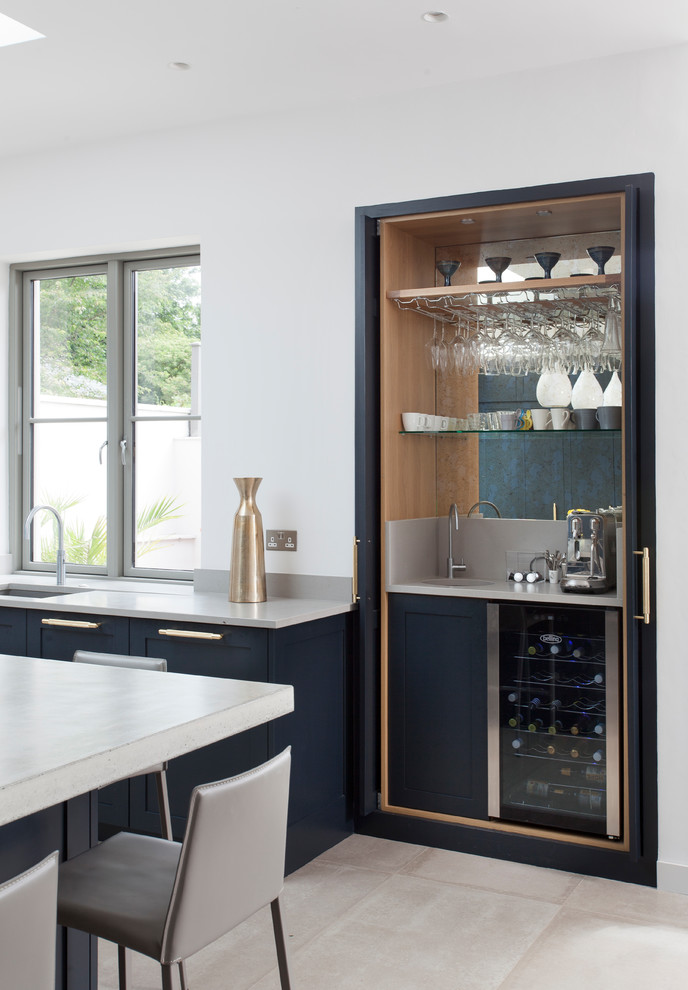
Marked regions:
[13,249,201,580]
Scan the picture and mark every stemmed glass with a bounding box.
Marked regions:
[436,260,460,287]
[586,246,615,275]
[534,252,561,279]
[484,257,512,282]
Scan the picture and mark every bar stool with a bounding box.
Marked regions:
[0,850,59,990]
[58,748,292,990]
[72,650,173,840]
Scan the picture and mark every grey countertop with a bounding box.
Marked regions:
[0,575,355,628]
[387,576,622,607]
[0,653,294,826]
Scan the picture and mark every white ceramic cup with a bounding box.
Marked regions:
[401,412,427,431]
[437,416,449,431]
[531,408,552,430]
[550,407,571,430]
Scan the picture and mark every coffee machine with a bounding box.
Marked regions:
[561,510,617,594]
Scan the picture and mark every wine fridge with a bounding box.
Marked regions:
[487,603,621,838]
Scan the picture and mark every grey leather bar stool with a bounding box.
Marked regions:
[58,748,292,990]
[72,650,173,841]
[0,850,59,990]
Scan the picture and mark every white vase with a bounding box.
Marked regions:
[536,370,572,408]
[571,369,604,409]
[603,370,622,406]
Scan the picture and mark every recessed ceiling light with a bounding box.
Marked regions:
[536,209,552,216]
[460,218,475,224]
[421,11,449,22]
[0,12,44,48]
[168,61,191,71]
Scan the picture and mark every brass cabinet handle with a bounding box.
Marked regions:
[633,548,651,624]
[41,618,101,629]
[157,628,224,641]
[352,537,360,604]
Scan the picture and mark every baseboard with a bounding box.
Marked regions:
[656,860,688,895]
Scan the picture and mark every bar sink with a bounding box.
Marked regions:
[0,586,85,599]
[422,577,495,588]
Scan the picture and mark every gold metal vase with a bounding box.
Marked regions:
[229,477,267,603]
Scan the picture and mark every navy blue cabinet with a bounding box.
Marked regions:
[0,607,26,655]
[387,594,488,819]
[26,610,130,660]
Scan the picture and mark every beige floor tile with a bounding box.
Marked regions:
[99,858,389,990]
[405,847,582,904]
[565,875,688,928]
[252,872,559,990]
[501,907,688,990]
[316,833,426,873]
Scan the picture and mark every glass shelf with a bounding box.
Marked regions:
[399,429,621,436]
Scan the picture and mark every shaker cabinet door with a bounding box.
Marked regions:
[387,594,488,820]
[128,619,269,838]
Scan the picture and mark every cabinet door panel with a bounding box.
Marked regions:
[0,607,27,655]
[26,611,129,659]
[128,619,269,838]
[388,594,488,819]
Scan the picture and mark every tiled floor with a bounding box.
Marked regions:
[98,834,688,989]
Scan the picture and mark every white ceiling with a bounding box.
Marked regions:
[1,0,687,160]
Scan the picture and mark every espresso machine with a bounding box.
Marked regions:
[561,510,617,594]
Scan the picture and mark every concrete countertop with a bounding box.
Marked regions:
[0,653,294,826]
[0,575,355,628]
[387,576,622,607]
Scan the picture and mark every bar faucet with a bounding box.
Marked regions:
[447,502,466,578]
[467,500,502,518]
[24,504,66,586]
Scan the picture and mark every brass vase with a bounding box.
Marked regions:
[229,477,266,603]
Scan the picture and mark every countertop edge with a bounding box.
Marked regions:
[387,580,622,607]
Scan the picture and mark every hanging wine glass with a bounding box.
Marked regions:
[436,260,460,287]
[484,256,512,282]
[437,325,449,373]
[425,320,440,371]
[534,252,561,279]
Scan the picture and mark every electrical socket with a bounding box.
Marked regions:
[266,530,297,551]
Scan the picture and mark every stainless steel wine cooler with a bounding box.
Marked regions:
[487,603,621,838]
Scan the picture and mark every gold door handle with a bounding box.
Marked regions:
[157,628,224,640]
[41,618,101,629]
[352,537,360,604]
[633,548,651,624]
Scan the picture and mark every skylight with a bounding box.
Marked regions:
[0,12,44,48]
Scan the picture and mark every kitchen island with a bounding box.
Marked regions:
[0,654,294,989]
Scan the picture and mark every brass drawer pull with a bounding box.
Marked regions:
[41,618,102,629]
[633,547,651,625]
[157,628,224,641]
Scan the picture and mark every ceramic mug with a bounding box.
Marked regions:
[531,408,552,430]
[550,408,571,430]
[596,406,622,430]
[401,412,428,431]
[573,408,599,430]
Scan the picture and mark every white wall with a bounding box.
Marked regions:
[0,44,686,886]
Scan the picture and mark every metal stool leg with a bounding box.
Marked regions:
[155,769,173,841]
[271,897,292,990]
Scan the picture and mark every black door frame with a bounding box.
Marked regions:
[354,173,657,884]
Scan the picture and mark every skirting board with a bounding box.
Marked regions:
[657,860,688,895]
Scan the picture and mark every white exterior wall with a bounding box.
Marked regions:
[0,45,685,887]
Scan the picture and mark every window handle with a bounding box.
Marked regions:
[120,438,128,465]
[98,440,108,464]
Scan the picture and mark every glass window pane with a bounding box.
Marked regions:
[132,421,201,572]
[30,422,108,567]
[134,265,201,414]
[33,274,108,418]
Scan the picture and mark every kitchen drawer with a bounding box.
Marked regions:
[26,611,129,660]
[0,607,27,656]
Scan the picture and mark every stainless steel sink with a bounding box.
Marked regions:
[0,586,84,599]
[422,577,495,588]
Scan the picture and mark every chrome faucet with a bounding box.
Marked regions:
[447,502,466,578]
[467,500,502,518]
[24,505,66,586]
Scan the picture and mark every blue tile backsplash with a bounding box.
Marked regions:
[478,373,620,519]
